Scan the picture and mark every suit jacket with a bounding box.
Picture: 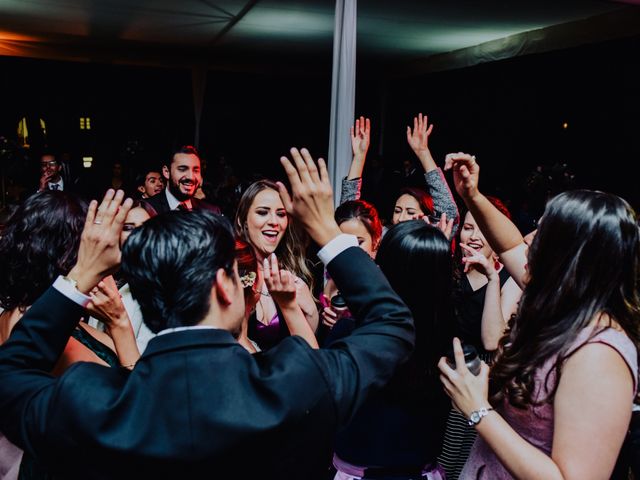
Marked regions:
[0,247,414,479]
[144,191,221,215]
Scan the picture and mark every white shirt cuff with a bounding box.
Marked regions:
[317,234,358,265]
[53,275,92,307]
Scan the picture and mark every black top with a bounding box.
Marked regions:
[329,316,450,469]
[454,267,510,356]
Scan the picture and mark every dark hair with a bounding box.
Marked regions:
[236,238,258,286]
[397,187,434,216]
[168,145,200,166]
[0,191,87,310]
[376,220,454,393]
[134,170,162,187]
[121,210,235,333]
[235,180,313,288]
[491,190,640,408]
[335,200,383,250]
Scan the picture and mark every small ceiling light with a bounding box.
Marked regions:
[562,122,569,129]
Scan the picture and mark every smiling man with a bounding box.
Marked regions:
[144,145,220,214]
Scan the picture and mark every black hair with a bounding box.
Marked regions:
[121,210,235,333]
[335,200,383,250]
[376,220,454,394]
[491,190,640,408]
[167,145,200,167]
[0,191,87,310]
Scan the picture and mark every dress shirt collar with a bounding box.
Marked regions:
[164,187,192,211]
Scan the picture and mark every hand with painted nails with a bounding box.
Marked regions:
[444,152,480,201]
[438,337,491,418]
[459,243,498,279]
[263,254,297,310]
[86,275,130,331]
[278,148,342,247]
[67,189,133,293]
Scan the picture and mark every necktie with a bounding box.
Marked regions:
[50,184,60,191]
[177,202,190,211]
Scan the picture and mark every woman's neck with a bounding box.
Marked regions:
[237,319,257,354]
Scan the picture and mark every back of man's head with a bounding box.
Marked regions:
[121,210,234,333]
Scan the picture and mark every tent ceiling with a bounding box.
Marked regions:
[0,0,637,71]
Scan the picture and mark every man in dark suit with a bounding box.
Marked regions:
[37,151,80,193]
[0,148,414,479]
[144,145,221,214]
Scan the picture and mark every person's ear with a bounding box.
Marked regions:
[137,185,145,194]
[162,165,170,181]
[214,267,236,306]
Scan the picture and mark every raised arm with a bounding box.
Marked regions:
[278,148,414,425]
[408,113,460,234]
[263,254,318,349]
[460,244,520,350]
[445,153,527,289]
[340,116,370,204]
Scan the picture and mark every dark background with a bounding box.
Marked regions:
[1,33,638,226]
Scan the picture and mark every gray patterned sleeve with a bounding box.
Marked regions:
[424,168,460,236]
[340,177,362,204]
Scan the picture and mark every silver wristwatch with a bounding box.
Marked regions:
[468,407,494,426]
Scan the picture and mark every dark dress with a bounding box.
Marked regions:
[248,303,289,351]
[18,326,119,480]
[438,268,511,480]
[329,316,451,478]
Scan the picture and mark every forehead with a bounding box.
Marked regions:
[339,218,371,238]
[396,193,420,208]
[171,153,200,168]
[145,171,162,180]
[40,155,56,163]
[125,207,151,224]
[251,188,284,208]
[463,211,477,224]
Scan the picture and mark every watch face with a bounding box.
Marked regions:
[470,411,481,424]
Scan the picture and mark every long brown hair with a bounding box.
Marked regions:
[234,180,313,289]
[490,190,640,409]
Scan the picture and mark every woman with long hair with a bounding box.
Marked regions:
[0,190,138,479]
[440,153,638,479]
[438,197,521,480]
[235,179,318,350]
[332,220,454,480]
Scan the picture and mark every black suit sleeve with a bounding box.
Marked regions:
[0,287,84,450]
[313,247,415,425]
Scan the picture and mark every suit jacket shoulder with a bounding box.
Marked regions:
[143,192,170,214]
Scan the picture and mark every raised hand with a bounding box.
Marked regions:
[460,243,497,279]
[351,116,371,160]
[67,189,133,293]
[263,254,297,309]
[278,148,342,247]
[406,113,434,157]
[444,152,480,201]
[427,212,454,240]
[87,276,130,331]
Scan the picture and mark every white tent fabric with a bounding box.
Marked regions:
[328,0,357,208]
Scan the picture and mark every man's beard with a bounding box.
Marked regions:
[168,178,197,201]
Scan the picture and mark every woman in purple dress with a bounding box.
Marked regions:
[439,153,638,479]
